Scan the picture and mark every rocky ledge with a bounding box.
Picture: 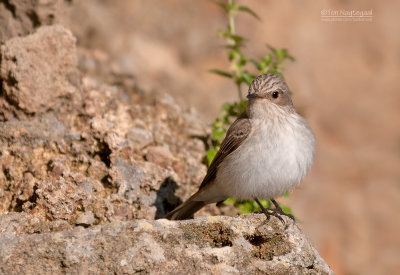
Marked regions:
[0,214,332,274]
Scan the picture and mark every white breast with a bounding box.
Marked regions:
[213,113,315,201]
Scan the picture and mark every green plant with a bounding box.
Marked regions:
[222,192,293,215]
[208,0,294,214]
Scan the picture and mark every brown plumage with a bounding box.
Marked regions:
[164,112,251,220]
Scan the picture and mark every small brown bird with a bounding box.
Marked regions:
[165,74,315,222]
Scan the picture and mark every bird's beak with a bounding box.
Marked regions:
[247,93,260,99]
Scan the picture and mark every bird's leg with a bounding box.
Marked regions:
[254,198,285,225]
[270,199,295,221]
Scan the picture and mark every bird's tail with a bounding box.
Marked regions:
[164,194,205,220]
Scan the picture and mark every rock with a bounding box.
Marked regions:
[49,219,72,232]
[0,26,206,225]
[0,25,79,114]
[145,146,173,168]
[104,131,127,151]
[33,177,93,222]
[47,158,69,178]
[110,158,145,204]
[87,159,109,182]
[0,214,333,274]
[75,211,95,227]
[126,127,154,149]
[0,212,49,237]
[0,0,63,41]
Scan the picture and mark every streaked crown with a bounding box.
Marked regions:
[247,74,293,108]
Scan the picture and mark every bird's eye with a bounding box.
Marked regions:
[272,91,279,98]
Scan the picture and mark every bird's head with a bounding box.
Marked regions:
[246,74,295,117]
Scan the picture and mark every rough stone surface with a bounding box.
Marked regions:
[0,0,65,42]
[126,127,154,149]
[0,25,79,115]
[0,214,332,274]
[145,146,173,168]
[75,211,95,226]
[0,25,206,226]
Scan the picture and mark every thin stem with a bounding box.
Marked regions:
[228,0,235,35]
[236,82,242,100]
[228,0,241,100]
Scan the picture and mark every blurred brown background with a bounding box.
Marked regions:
[62,0,400,274]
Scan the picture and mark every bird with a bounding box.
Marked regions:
[165,73,315,223]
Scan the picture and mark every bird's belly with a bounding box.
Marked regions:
[215,126,312,200]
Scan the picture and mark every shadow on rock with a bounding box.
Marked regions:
[154,177,182,219]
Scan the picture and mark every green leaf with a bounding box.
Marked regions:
[279,204,293,215]
[238,54,247,66]
[212,117,220,126]
[222,198,236,205]
[250,59,262,70]
[242,72,255,85]
[258,199,271,209]
[276,48,295,61]
[263,53,272,65]
[211,128,225,142]
[209,69,233,78]
[238,5,261,20]
[222,102,232,112]
[228,1,239,11]
[231,34,244,44]
[238,100,247,113]
[228,49,240,61]
[287,54,295,61]
[270,71,283,77]
[238,200,254,214]
[228,107,237,117]
[206,149,218,166]
[266,44,277,54]
[210,1,229,12]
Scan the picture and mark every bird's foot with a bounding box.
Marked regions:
[270,199,295,221]
[266,207,295,223]
[254,198,295,228]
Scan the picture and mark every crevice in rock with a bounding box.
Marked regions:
[1,0,17,19]
[12,198,25,212]
[6,71,17,87]
[245,234,268,246]
[100,175,114,189]
[307,264,315,269]
[28,186,38,204]
[154,177,182,219]
[3,167,12,181]
[10,185,38,212]
[47,14,55,22]
[26,10,41,28]
[180,223,233,248]
[209,227,233,247]
[245,233,291,260]
[95,140,111,168]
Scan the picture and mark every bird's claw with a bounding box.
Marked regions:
[254,198,295,228]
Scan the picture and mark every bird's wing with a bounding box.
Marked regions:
[199,112,251,189]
